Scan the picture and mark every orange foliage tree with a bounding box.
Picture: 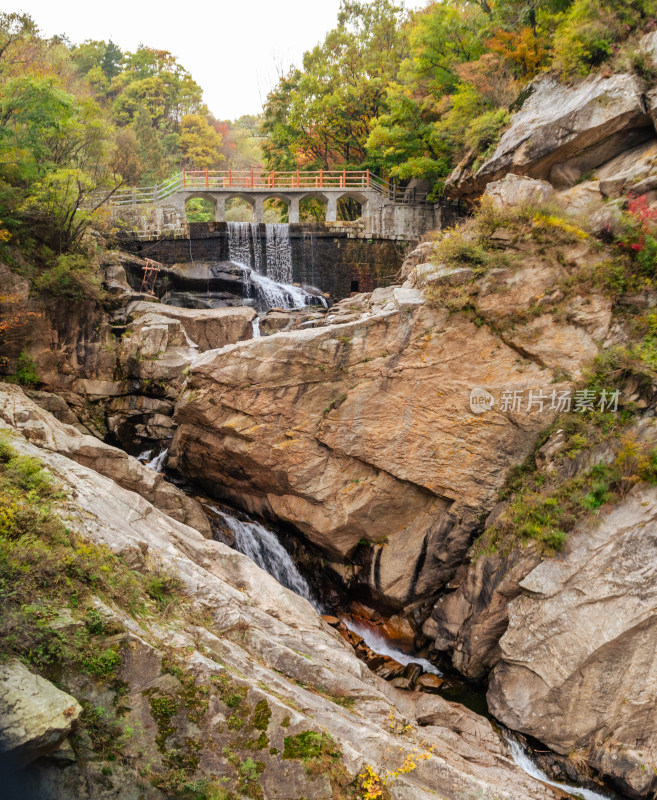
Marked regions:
[487,27,549,78]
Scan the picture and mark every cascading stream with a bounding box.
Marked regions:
[505,737,612,800]
[343,618,442,676]
[213,509,320,611]
[138,448,169,473]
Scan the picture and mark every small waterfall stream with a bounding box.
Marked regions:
[506,737,612,800]
[212,508,320,610]
[265,223,293,283]
[343,618,442,676]
[251,222,263,274]
[138,448,169,473]
[227,222,253,267]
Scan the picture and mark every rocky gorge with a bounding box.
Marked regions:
[5,30,657,800]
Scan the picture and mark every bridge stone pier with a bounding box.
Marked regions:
[109,170,454,241]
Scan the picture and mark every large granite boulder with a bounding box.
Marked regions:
[592,139,657,196]
[126,301,255,352]
[0,660,81,766]
[487,483,657,798]
[448,72,654,199]
[483,174,555,209]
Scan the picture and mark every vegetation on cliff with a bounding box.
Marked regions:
[433,194,657,557]
[262,0,657,194]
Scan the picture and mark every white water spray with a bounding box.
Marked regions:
[506,736,611,800]
[249,270,311,310]
[252,316,261,338]
[215,509,319,609]
[343,618,442,676]
[145,448,168,473]
[265,223,293,284]
[226,221,321,311]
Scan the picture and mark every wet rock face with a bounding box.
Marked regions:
[486,483,657,798]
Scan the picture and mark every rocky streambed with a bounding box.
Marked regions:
[1,381,588,800]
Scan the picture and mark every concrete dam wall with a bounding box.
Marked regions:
[119,221,416,299]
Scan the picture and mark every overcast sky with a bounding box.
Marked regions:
[4,0,424,121]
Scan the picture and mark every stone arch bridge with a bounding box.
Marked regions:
[108,170,452,240]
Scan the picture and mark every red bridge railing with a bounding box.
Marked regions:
[181,169,373,191]
[108,170,423,206]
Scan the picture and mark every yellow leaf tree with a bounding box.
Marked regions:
[179,114,225,170]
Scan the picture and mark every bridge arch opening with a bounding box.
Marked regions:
[264,196,290,223]
[226,195,255,222]
[185,194,217,223]
[337,192,367,221]
[300,194,328,222]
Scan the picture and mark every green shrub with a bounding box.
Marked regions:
[465,108,510,170]
[6,352,40,387]
[145,573,182,604]
[237,757,265,798]
[35,253,105,302]
[84,607,106,635]
[553,0,657,76]
[250,699,272,731]
[82,646,122,679]
[283,731,325,760]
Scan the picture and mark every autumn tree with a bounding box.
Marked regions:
[261,0,410,171]
[180,114,225,170]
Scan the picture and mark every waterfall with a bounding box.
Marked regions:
[145,448,168,473]
[251,222,263,274]
[343,619,442,676]
[226,221,320,311]
[506,737,611,800]
[215,509,319,609]
[252,316,261,338]
[265,223,293,284]
[227,221,253,267]
[249,270,310,310]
